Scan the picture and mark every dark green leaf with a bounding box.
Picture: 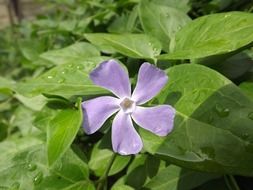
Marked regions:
[145,165,219,190]
[88,141,131,176]
[142,64,253,176]
[239,82,253,101]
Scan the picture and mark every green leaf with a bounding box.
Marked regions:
[16,57,108,98]
[40,42,100,65]
[111,184,134,190]
[145,165,219,190]
[14,94,46,111]
[209,51,253,79]
[239,82,253,102]
[142,64,253,176]
[18,39,45,61]
[0,77,16,90]
[47,102,83,166]
[33,106,59,132]
[195,177,229,190]
[12,106,39,136]
[88,141,131,176]
[0,137,91,190]
[159,12,253,59]
[139,0,191,52]
[125,155,148,188]
[84,33,162,60]
[154,0,190,13]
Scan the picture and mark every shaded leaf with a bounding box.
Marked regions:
[142,64,253,176]
[145,165,219,190]
[88,141,131,176]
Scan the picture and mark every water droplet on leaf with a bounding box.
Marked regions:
[248,112,253,120]
[27,163,37,171]
[47,75,53,79]
[76,65,84,70]
[33,172,43,185]
[57,78,65,83]
[214,104,230,117]
[68,63,74,68]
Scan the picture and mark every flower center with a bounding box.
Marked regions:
[120,97,136,114]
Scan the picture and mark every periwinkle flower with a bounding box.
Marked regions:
[82,60,175,155]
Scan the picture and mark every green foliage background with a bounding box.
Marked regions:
[1,0,253,189]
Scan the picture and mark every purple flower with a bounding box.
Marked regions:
[82,60,175,155]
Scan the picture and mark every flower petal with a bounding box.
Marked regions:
[112,111,143,155]
[132,63,168,105]
[132,105,175,136]
[90,60,131,98]
[82,96,120,134]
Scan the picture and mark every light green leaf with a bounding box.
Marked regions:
[40,42,100,65]
[145,165,219,190]
[0,137,91,190]
[159,12,253,59]
[14,94,46,111]
[84,33,162,60]
[111,184,134,190]
[139,0,191,52]
[16,57,108,98]
[47,102,82,166]
[18,39,45,61]
[154,0,190,13]
[142,64,253,176]
[0,77,16,90]
[12,106,39,136]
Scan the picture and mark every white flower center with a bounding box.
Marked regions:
[120,97,136,114]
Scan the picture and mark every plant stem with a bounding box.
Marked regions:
[224,175,240,190]
[96,153,117,190]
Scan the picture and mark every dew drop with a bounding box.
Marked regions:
[214,104,230,117]
[33,172,43,185]
[76,65,84,70]
[57,78,65,84]
[248,112,253,120]
[68,63,74,68]
[27,163,37,171]
[11,182,20,190]
[47,75,53,79]
[224,14,231,18]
